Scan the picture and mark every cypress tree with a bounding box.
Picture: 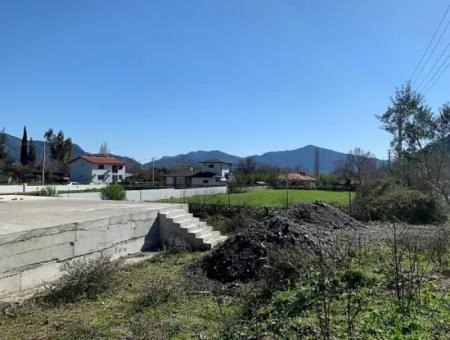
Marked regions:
[20,126,28,165]
[28,138,36,165]
[0,128,8,161]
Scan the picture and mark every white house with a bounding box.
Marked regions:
[165,160,232,187]
[69,156,126,184]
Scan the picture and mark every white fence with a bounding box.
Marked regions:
[0,183,107,194]
[64,186,227,201]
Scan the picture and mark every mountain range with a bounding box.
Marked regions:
[4,132,380,174]
[145,145,374,174]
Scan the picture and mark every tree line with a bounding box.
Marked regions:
[0,127,73,183]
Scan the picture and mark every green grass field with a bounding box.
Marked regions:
[163,189,354,207]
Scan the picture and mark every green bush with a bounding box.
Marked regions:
[353,182,448,224]
[100,183,126,200]
[38,186,58,197]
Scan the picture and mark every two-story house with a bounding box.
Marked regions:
[69,156,126,184]
[165,159,232,187]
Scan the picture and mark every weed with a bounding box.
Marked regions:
[40,256,118,304]
[134,275,184,311]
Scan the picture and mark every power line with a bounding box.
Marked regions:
[423,54,450,93]
[410,3,450,84]
[416,40,450,91]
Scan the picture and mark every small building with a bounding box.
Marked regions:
[197,159,232,182]
[69,156,126,184]
[279,172,316,189]
[165,160,232,187]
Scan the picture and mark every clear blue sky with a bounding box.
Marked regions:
[1,0,450,162]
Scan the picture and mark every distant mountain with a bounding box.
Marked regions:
[254,145,349,174]
[148,145,380,174]
[3,133,141,170]
[147,150,241,169]
[3,132,382,174]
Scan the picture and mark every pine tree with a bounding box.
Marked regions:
[314,147,320,177]
[0,128,8,161]
[28,138,36,165]
[20,126,28,166]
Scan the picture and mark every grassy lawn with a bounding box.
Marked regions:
[1,244,448,339]
[163,189,354,207]
[0,253,235,340]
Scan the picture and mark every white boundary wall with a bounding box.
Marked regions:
[0,183,106,194]
[64,186,227,201]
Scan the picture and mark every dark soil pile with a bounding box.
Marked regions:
[200,202,364,283]
[287,202,364,231]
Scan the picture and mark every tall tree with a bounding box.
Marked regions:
[313,147,320,176]
[20,126,28,166]
[379,83,450,202]
[28,138,37,165]
[239,156,257,174]
[341,148,377,185]
[99,142,110,155]
[378,83,431,159]
[403,103,450,202]
[0,128,8,162]
[44,129,73,173]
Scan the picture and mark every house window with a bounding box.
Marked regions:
[119,165,123,170]
[112,165,118,173]
[203,179,209,184]
[98,175,105,180]
[98,165,104,170]
[216,178,220,182]
[119,175,123,180]
[208,164,214,168]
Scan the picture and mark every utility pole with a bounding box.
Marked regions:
[42,141,46,186]
[152,157,155,185]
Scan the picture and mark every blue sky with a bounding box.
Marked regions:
[1,0,450,162]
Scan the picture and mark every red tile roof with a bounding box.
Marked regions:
[70,156,125,165]
[280,173,316,181]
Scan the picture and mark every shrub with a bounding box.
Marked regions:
[353,182,448,225]
[100,183,126,200]
[41,256,118,304]
[38,186,58,197]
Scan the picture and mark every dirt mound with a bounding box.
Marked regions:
[287,202,364,231]
[200,203,363,283]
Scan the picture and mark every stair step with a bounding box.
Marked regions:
[205,235,228,247]
[159,207,226,250]
[160,209,186,217]
[172,214,194,222]
[191,228,216,239]
[181,223,202,233]
[178,218,200,227]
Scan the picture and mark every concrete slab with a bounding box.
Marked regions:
[0,198,187,298]
[0,199,183,236]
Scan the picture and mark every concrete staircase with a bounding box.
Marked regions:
[159,207,227,250]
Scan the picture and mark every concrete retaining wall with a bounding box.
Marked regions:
[0,201,186,298]
[0,183,106,194]
[64,186,227,201]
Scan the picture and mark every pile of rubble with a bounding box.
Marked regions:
[200,202,364,283]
